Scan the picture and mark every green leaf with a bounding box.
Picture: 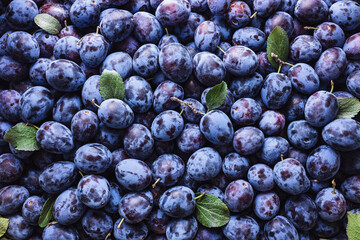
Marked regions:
[3,123,40,151]
[38,195,57,228]
[205,81,228,112]
[34,14,62,35]
[0,217,9,238]
[0,237,10,240]
[99,69,125,100]
[267,26,289,69]
[336,97,360,119]
[195,193,230,228]
[347,211,360,240]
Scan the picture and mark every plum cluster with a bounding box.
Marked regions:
[0,0,360,239]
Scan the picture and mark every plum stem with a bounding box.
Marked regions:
[271,53,295,68]
[64,20,68,30]
[117,218,125,229]
[96,26,100,35]
[330,80,334,93]
[105,233,111,240]
[91,99,101,109]
[152,177,161,188]
[332,179,336,194]
[217,45,226,54]
[165,28,169,37]
[77,37,83,45]
[280,154,284,161]
[79,171,84,178]
[250,11,257,19]
[170,97,205,115]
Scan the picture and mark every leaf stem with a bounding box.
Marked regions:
[25,123,39,130]
[194,192,205,200]
[331,179,336,194]
[330,80,334,93]
[170,97,206,115]
[152,177,161,188]
[117,218,125,229]
[250,11,257,19]
[47,221,58,227]
[304,26,318,30]
[91,99,101,109]
[217,45,226,54]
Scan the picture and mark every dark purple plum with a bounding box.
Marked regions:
[5,214,33,239]
[254,191,280,220]
[229,72,264,99]
[273,158,310,195]
[176,123,205,154]
[115,158,152,191]
[153,80,184,113]
[0,153,22,183]
[151,110,184,142]
[0,55,28,83]
[223,46,258,77]
[52,93,82,126]
[53,188,85,225]
[77,174,110,209]
[259,110,285,136]
[69,0,101,28]
[81,75,103,111]
[226,1,251,29]
[304,91,338,127]
[194,21,221,52]
[233,126,264,155]
[264,11,294,37]
[32,30,59,58]
[36,121,74,154]
[329,0,360,31]
[159,185,195,218]
[287,120,318,150]
[46,59,86,92]
[79,32,110,68]
[22,196,45,225]
[193,52,225,86]
[147,209,170,234]
[200,110,234,145]
[223,215,259,240]
[247,163,275,191]
[123,123,154,159]
[322,118,360,152]
[290,35,322,63]
[133,11,163,44]
[101,52,133,80]
[224,179,254,212]
[98,99,134,129]
[155,0,191,26]
[306,145,340,181]
[288,63,320,95]
[0,185,29,215]
[39,161,78,194]
[119,191,153,224]
[100,9,134,42]
[222,152,249,180]
[158,43,193,83]
[5,0,38,30]
[71,109,99,142]
[74,143,112,174]
[315,187,346,222]
[341,176,360,204]
[187,147,222,181]
[294,0,328,24]
[81,210,113,239]
[113,220,148,240]
[261,73,292,110]
[264,216,299,240]
[314,22,345,49]
[151,153,185,187]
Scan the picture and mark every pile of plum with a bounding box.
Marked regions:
[0,0,360,239]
